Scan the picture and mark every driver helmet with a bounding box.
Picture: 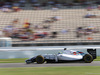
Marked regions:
[58,51,62,54]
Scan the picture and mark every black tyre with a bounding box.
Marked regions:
[36,55,44,64]
[83,54,93,63]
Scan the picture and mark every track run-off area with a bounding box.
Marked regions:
[0,61,100,68]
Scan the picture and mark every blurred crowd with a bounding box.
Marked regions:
[0,0,100,41]
[0,17,99,41]
[0,16,63,41]
[1,0,100,12]
[76,26,99,38]
[0,0,24,12]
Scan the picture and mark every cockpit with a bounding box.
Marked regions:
[62,50,80,55]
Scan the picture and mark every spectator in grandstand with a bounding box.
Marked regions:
[23,22,31,29]
[19,0,26,4]
[34,4,41,10]
[0,1,4,7]
[13,2,20,7]
[12,2,22,11]
[18,29,30,40]
[44,19,54,23]
[84,1,92,5]
[34,24,42,29]
[7,27,33,40]
[41,2,48,7]
[12,6,22,12]
[23,19,31,29]
[17,0,26,7]
[50,32,58,38]
[18,29,49,41]
[84,26,93,35]
[44,16,61,23]
[86,6,92,11]
[76,26,99,37]
[1,7,12,12]
[52,6,59,12]
[98,5,100,10]
[85,26,99,33]
[62,2,68,6]
[10,29,19,38]
[3,2,12,8]
[51,16,62,21]
[67,3,74,8]
[47,0,55,5]
[34,23,50,29]
[3,25,15,37]
[91,5,97,9]
[12,19,19,26]
[96,1,100,4]
[31,0,38,4]
[76,27,84,37]
[43,25,50,29]
[0,4,22,12]
[54,2,62,8]
[61,29,69,34]
[34,31,48,38]
[84,13,97,18]
[12,19,19,25]
[32,2,41,10]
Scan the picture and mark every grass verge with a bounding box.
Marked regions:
[0,66,100,75]
[0,58,27,63]
[94,56,100,61]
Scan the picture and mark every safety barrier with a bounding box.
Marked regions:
[0,45,100,59]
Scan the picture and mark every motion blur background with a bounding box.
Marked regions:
[0,0,100,46]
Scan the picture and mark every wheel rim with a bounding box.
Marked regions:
[86,56,91,61]
[84,54,93,63]
[36,56,44,64]
[37,57,43,63]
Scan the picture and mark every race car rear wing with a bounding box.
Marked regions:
[87,49,96,59]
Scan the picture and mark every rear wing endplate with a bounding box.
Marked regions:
[87,49,96,59]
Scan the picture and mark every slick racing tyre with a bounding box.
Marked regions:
[36,55,44,64]
[83,54,93,63]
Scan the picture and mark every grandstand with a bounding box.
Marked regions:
[0,0,100,46]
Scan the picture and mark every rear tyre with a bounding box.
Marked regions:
[36,55,44,64]
[83,54,93,63]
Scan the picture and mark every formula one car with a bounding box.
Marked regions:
[25,48,96,64]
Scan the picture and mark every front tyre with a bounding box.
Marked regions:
[36,55,45,64]
[83,54,93,63]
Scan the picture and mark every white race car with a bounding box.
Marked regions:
[25,48,96,64]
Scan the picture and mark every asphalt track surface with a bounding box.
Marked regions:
[0,61,100,68]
